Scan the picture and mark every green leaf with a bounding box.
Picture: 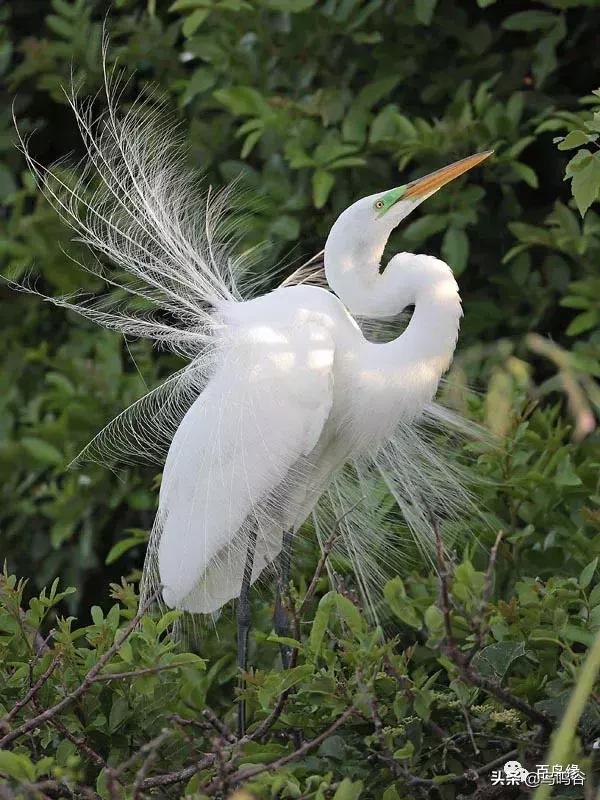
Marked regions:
[46,14,74,38]
[557,130,592,150]
[555,455,583,487]
[369,106,402,144]
[214,86,269,117]
[309,590,336,653]
[266,633,302,648]
[270,215,300,241]
[182,8,210,36]
[562,625,594,646]
[384,577,421,628]
[512,162,539,188]
[565,149,592,176]
[0,164,17,197]
[241,129,263,158]
[568,152,600,216]
[332,778,364,800]
[157,610,183,633]
[21,437,63,466]
[393,740,415,759]
[312,170,335,209]
[589,583,600,607]
[259,0,317,10]
[356,77,400,109]
[441,227,469,276]
[424,604,444,636]
[105,537,141,565]
[471,642,527,681]
[182,68,216,104]
[0,751,36,781]
[109,696,129,732]
[335,593,364,637]
[414,0,437,25]
[566,309,599,335]
[580,558,598,590]
[403,214,446,244]
[502,11,557,31]
[169,0,209,10]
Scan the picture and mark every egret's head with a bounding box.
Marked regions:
[325,151,492,265]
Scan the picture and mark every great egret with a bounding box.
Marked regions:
[16,66,490,734]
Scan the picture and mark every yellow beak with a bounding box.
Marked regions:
[403,150,493,200]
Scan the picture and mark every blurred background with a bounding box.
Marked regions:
[1,0,600,618]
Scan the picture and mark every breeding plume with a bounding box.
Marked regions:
[17,67,490,730]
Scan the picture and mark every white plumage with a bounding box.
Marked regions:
[15,57,490,621]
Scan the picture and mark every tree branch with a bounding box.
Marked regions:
[428,515,553,736]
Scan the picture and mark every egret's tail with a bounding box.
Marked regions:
[13,46,254,466]
[14,43,243,358]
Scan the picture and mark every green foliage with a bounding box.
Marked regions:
[2,0,600,796]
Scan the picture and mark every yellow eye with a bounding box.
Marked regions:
[375,200,384,209]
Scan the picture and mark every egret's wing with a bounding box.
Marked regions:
[150,319,335,613]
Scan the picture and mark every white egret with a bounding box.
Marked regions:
[16,66,491,734]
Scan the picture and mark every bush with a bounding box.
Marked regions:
[1,1,600,798]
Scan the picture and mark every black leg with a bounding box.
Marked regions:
[273,528,294,669]
[237,527,258,738]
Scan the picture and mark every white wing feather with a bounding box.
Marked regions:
[156,315,334,613]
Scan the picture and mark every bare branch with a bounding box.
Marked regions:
[138,754,216,790]
[465,529,504,666]
[92,661,194,683]
[429,518,553,736]
[297,499,364,620]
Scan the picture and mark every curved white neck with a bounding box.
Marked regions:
[324,241,463,385]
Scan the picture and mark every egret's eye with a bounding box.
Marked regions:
[375,200,384,210]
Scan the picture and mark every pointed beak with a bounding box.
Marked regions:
[402,150,493,201]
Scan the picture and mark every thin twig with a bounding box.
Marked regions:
[429,511,455,648]
[202,707,236,743]
[247,688,291,742]
[429,519,553,735]
[92,661,193,682]
[367,694,400,778]
[297,499,364,620]
[131,730,172,799]
[465,529,505,666]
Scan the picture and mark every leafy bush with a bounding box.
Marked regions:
[2,0,600,798]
